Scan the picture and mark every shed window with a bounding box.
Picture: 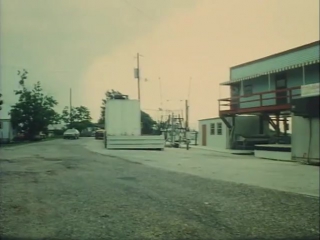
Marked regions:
[210,123,215,135]
[244,84,253,95]
[217,122,223,135]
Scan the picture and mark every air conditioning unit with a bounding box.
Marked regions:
[291,95,319,118]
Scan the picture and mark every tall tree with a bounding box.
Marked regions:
[98,89,128,125]
[9,69,60,139]
[141,111,156,135]
[98,96,107,125]
[61,105,93,132]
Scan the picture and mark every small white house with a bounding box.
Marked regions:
[0,119,14,143]
[198,116,270,150]
[198,118,228,149]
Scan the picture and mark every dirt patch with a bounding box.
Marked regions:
[0,170,40,184]
[118,176,137,181]
[36,156,63,162]
[0,170,38,177]
[9,204,30,214]
[59,161,78,170]
[45,170,57,175]
[0,159,15,163]
[106,155,142,165]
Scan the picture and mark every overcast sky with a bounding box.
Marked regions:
[0,0,319,129]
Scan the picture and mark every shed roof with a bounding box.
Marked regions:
[198,117,220,122]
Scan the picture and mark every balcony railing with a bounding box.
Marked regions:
[219,86,301,115]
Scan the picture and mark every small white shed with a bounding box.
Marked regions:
[198,117,229,149]
[198,116,270,150]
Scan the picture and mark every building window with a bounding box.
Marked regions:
[217,122,223,135]
[244,84,253,95]
[210,123,215,135]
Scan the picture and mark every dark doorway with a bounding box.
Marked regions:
[230,83,240,110]
[275,74,287,105]
[259,115,264,134]
[201,124,207,146]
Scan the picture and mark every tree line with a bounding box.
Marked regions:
[7,70,157,140]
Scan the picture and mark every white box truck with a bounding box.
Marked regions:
[105,98,165,150]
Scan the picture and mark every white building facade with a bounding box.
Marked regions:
[198,118,228,149]
[198,116,269,150]
[0,119,14,143]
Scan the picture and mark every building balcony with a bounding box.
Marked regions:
[219,86,301,116]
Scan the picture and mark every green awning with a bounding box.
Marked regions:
[220,59,320,86]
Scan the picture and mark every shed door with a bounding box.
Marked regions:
[201,124,207,146]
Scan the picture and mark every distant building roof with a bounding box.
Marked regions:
[198,117,220,122]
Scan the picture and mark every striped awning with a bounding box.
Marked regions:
[220,59,320,86]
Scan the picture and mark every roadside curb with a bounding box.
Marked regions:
[191,146,253,155]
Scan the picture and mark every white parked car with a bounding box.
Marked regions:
[63,128,80,139]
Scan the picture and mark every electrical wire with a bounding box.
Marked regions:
[121,0,154,20]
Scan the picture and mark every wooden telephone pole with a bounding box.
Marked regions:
[185,100,189,131]
[135,53,142,101]
[69,88,72,125]
[185,99,190,150]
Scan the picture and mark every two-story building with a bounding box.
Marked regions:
[216,41,319,162]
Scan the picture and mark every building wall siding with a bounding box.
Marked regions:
[239,63,320,109]
[292,116,319,162]
[0,120,13,142]
[230,44,320,81]
[198,116,270,149]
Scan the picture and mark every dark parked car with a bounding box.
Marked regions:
[95,130,105,140]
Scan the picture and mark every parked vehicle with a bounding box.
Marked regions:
[95,129,105,140]
[63,129,80,139]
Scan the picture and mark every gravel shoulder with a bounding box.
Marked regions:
[85,139,320,197]
[0,139,319,240]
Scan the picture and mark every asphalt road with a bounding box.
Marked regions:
[0,139,319,240]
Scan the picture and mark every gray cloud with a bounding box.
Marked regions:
[0,0,197,118]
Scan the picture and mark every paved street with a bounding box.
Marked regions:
[0,139,319,240]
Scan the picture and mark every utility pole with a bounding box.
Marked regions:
[185,100,189,131]
[135,53,141,101]
[69,88,72,126]
[171,112,174,146]
[185,100,190,150]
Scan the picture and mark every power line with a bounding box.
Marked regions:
[121,0,154,20]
